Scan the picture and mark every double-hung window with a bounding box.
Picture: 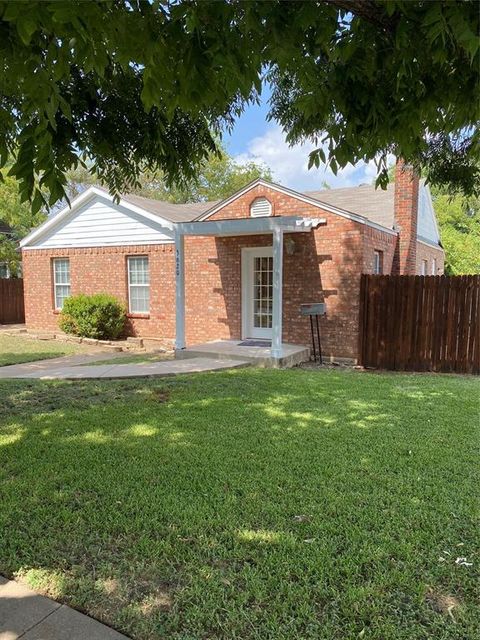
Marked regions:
[128,256,150,314]
[421,259,428,276]
[53,258,70,309]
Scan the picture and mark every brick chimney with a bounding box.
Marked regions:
[393,158,419,275]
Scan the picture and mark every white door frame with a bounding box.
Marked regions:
[241,246,273,340]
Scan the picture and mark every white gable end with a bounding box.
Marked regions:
[418,185,441,246]
[23,193,174,249]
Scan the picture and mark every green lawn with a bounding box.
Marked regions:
[0,334,86,366]
[0,369,478,640]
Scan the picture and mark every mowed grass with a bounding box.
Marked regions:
[0,369,478,640]
[0,334,85,366]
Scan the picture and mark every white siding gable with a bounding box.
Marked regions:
[27,194,174,249]
[418,185,441,246]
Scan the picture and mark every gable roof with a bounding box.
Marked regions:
[21,177,442,249]
[121,192,220,223]
[305,183,395,230]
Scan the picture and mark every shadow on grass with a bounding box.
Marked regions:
[0,352,68,368]
[0,368,478,640]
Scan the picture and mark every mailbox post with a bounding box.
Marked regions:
[300,302,326,364]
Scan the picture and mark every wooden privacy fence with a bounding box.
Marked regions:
[359,274,479,374]
[0,278,25,324]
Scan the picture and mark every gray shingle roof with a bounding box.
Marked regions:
[305,183,395,229]
[121,192,220,223]
[0,220,13,234]
[121,183,398,228]
[119,180,439,245]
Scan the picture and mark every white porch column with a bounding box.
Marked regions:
[175,231,186,350]
[271,227,284,358]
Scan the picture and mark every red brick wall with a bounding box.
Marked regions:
[416,241,445,275]
[362,226,397,274]
[22,244,176,340]
[183,184,396,359]
[23,184,406,361]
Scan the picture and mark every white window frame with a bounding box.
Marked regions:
[127,256,150,314]
[373,250,383,275]
[52,258,71,310]
[431,258,437,275]
[421,259,428,276]
[250,197,272,218]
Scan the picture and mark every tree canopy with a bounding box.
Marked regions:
[0,168,46,274]
[66,147,272,204]
[431,188,480,275]
[0,0,478,212]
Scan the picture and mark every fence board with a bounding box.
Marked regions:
[0,279,25,324]
[359,274,479,374]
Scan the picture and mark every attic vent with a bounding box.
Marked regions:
[250,197,272,218]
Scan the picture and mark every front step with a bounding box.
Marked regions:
[175,341,310,369]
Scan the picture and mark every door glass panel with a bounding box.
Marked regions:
[253,256,273,329]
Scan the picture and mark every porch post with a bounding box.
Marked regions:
[175,230,186,350]
[271,227,284,358]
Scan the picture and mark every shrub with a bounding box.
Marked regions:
[59,293,126,340]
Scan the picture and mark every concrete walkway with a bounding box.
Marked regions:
[0,576,128,639]
[0,354,250,380]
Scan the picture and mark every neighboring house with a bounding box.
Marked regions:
[0,220,15,278]
[20,162,444,362]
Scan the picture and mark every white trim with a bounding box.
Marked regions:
[20,186,175,248]
[241,246,273,340]
[52,257,71,310]
[196,178,398,236]
[271,228,284,357]
[417,237,444,251]
[127,255,150,314]
[175,215,326,238]
[21,240,174,251]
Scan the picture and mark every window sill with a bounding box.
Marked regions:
[53,309,61,315]
[127,313,150,319]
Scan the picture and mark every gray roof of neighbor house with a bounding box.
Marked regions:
[0,220,13,234]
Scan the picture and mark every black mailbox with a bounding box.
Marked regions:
[300,302,326,316]
[299,302,325,363]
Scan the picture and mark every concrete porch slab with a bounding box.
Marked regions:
[175,340,310,368]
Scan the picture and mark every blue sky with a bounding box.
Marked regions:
[222,86,383,192]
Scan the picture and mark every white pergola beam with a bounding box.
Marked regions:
[176,216,325,238]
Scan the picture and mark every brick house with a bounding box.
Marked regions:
[20,162,444,363]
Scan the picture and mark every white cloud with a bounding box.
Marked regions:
[234,125,388,192]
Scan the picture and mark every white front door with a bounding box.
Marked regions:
[242,247,273,340]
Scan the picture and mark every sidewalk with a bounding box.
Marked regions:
[0,576,128,639]
[0,355,250,379]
